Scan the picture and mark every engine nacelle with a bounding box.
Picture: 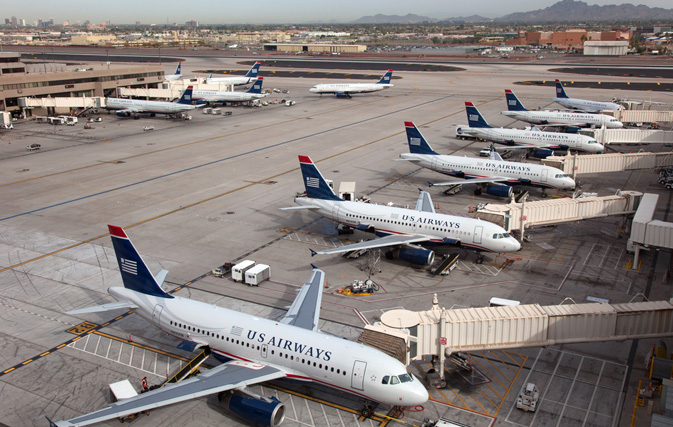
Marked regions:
[485,184,513,198]
[386,247,435,266]
[532,148,554,159]
[564,126,581,134]
[115,111,131,117]
[219,391,285,427]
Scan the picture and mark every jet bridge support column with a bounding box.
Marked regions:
[438,308,448,384]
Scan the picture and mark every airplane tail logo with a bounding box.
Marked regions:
[246,61,261,77]
[465,102,491,128]
[555,80,568,98]
[298,156,343,201]
[108,225,173,299]
[175,63,181,75]
[504,90,527,111]
[405,121,438,155]
[378,70,393,84]
[177,86,194,104]
[247,77,263,94]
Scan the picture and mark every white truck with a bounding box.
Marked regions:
[232,260,256,282]
[245,264,270,286]
[516,383,540,412]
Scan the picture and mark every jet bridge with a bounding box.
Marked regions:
[475,190,642,234]
[629,193,673,266]
[542,152,673,179]
[361,295,673,385]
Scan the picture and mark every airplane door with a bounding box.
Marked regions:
[351,360,367,391]
[473,226,483,245]
[152,305,163,325]
[261,344,268,358]
[331,205,341,222]
[541,169,548,183]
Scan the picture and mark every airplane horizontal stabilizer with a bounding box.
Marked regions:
[66,301,138,315]
[279,205,320,211]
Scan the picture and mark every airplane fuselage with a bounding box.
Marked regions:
[501,110,623,129]
[456,125,604,153]
[309,83,392,95]
[193,90,266,102]
[105,98,197,115]
[295,197,521,253]
[553,97,621,113]
[400,153,576,190]
[108,287,428,406]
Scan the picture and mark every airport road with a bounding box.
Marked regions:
[0,55,671,426]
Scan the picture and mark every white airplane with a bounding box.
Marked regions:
[193,78,267,104]
[164,62,182,81]
[48,225,428,427]
[105,86,203,118]
[400,122,576,197]
[281,155,521,265]
[309,70,393,98]
[502,89,623,129]
[458,102,604,156]
[553,79,622,112]
[205,61,261,86]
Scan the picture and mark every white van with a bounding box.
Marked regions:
[232,260,255,282]
[245,264,270,286]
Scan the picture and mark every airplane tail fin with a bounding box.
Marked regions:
[505,89,528,111]
[108,225,173,299]
[377,70,393,84]
[177,86,194,104]
[298,156,343,201]
[175,62,181,76]
[554,79,568,98]
[245,61,261,78]
[465,102,492,128]
[405,121,438,155]
[246,77,264,94]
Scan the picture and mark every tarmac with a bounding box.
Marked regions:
[0,52,672,427]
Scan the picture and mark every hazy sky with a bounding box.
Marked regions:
[5,0,673,24]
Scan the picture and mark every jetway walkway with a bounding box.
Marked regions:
[542,152,673,179]
[580,126,673,145]
[629,193,673,265]
[475,190,642,234]
[18,97,105,109]
[361,295,673,384]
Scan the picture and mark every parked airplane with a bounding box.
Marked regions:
[309,70,393,98]
[458,102,604,156]
[400,122,575,197]
[164,62,182,81]
[553,80,622,112]
[205,61,261,86]
[193,78,267,104]
[106,86,203,118]
[48,225,428,427]
[281,155,520,265]
[502,89,623,129]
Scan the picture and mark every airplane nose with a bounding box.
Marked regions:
[403,380,429,405]
[510,239,522,252]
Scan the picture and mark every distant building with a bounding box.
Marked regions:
[583,41,629,56]
[264,43,366,53]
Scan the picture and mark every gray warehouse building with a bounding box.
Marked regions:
[583,41,629,56]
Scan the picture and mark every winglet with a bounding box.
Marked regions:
[427,182,434,187]
[309,249,317,257]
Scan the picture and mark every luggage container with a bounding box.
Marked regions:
[245,264,270,286]
[232,260,255,282]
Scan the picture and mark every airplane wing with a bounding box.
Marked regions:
[279,268,324,331]
[313,234,430,256]
[115,108,140,114]
[52,360,286,427]
[428,176,512,187]
[415,190,435,213]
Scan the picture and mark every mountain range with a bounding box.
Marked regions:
[352,0,673,23]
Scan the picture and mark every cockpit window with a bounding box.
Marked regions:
[399,373,412,383]
[555,174,569,179]
[382,375,389,385]
[390,376,400,385]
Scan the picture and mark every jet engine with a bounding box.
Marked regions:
[484,184,513,198]
[219,390,285,427]
[531,148,554,159]
[115,111,131,117]
[386,247,435,266]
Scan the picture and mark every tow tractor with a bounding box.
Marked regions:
[516,383,540,412]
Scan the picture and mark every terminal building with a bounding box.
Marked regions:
[0,52,165,116]
[263,43,367,54]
